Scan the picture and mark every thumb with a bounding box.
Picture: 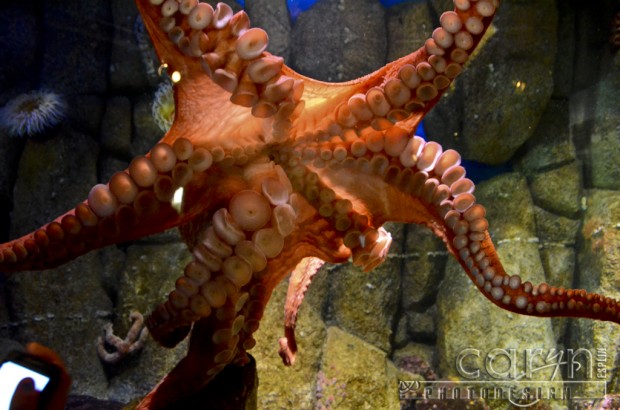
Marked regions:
[10,377,40,410]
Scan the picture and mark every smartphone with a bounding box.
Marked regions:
[0,351,60,410]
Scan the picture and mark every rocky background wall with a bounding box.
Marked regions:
[0,0,619,409]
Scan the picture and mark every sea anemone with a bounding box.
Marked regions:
[152,81,175,132]
[0,90,66,137]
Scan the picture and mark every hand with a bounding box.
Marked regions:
[9,343,71,410]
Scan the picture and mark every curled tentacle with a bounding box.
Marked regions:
[279,256,325,366]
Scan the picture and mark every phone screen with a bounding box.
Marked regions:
[0,360,51,410]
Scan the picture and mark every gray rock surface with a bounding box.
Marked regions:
[109,0,151,92]
[132,91,166,157]
[589,61,620,190]
[101,97,132,158]
[572,190,620,396]
[386,2,432,61]
[401,224,447,310]
[326,223,402,352]
[0,4,39,92]
[67,95,105,138]
[517,99,576,174]
[0,129,25,242]
[318,326,400,409]
[41,0,111,95]
[529,162,582,218]
[290,0,386,81]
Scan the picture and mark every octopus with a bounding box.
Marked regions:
[0,0,618,408]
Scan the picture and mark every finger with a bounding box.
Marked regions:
[10,377,40,410]
[24,343,64,369]
[24,343,71,410]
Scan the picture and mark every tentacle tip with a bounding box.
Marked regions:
[278,337,296,366]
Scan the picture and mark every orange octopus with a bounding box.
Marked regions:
[1,0,619,408]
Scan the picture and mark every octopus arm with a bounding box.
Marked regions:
[309,133,620,324]
[279,256,325,366]
[0,149,236,272]
[137,204,349,409]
